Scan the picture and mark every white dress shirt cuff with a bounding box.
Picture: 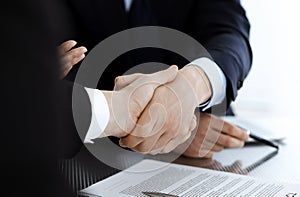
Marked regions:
[84,88,110,143]
[187,57,227,110]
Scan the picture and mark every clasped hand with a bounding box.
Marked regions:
[109,65,212,155]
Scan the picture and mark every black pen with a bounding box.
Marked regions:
[238,126,279,149]
[142,191,179,197]
[249,133,279,149]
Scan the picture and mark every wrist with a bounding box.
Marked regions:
[180,66,212,104]
[102,91,126,138]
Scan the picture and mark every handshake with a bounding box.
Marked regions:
[59,40,249,158]
[104,65,211,155]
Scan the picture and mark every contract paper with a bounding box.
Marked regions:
[80,159,299,197]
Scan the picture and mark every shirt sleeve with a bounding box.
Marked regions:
[187,57,227,110]
[84,88,110,143]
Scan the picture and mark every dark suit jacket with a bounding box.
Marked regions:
[1,0,90,196]
[64,0,252,110]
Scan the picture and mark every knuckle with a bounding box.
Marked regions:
[136,144,150,154]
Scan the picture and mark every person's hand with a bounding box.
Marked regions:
[119,66,212,154]
[101,66,179,138]
[58,40,87,79]
[177,112,249,158]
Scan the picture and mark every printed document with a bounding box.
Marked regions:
[80,159,299,197]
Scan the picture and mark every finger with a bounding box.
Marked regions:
[120,103,166,148]
[115,65,178,91]
[119,106,161,148]
[201,151,214,159]
[199,126,244,148]
[161,129,192,154]
[183,139,223,158]
[197,118,245,148]
[60,48,87,78]
[133,132,164,154]
[200,141,224,152]
[67,46,88,58]
[215,132,245,148]
[119,135,144,149]
[71,53,86,66]
[61,54,86,79]
[161,115,197,153]
[144,65,178,90]
[189,133,224,152]
[189,115,197,132]
[61,47,87,68]
[194,125,221,149]
[58,40,77,54]
[114,73,143,90]
[210,116,249,141]
[149,128,179,154]
[219,121,249,141]
[127,105,168,153]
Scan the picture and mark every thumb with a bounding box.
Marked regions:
[145,65,178,89]
[114,73,142,90]
[114,65,178,90]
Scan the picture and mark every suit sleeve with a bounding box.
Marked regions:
[188,0,252,104]
[1,0,89,195]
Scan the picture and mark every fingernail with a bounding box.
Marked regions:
[119,140,127,148]
[115,76,120,83]
[71,40,77,44]
[170,65,178,70]
[82,47,88,53]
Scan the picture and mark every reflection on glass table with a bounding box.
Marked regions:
[173,148,278,175]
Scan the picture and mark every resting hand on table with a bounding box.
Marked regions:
[118,66,212,154]
[101,66,179,138]
[58,40,87,79]
[178,112,249,158]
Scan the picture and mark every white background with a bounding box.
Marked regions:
[233,0,300,119]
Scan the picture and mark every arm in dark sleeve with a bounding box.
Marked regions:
[189,0,252,103]
[1,0,90,195]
